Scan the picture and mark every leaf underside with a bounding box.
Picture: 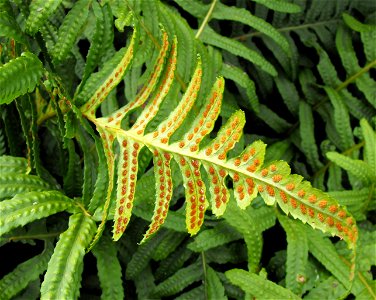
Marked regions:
[76,27,357,264]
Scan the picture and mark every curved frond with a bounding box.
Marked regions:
[152,260,203,298]
[207,266,227,300]
[278,215,308,296]
[40,213,97,300]
[0,156,29,174]
[0,191,79,236]
[26,0,62,34]
[92,234,124,300]
[0,173,51,199]
[0,52,44,105]
[225,269,300,299]
[51,0,92,62]
[0,241,53,299]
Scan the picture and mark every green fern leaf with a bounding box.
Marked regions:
[155,244,193,281]
[0,191,79,236]
[336,23,375,108]
[221,63,259,112]
[126,230,170,280]
[207,266,227,300]
[278,215,308,296]
[40,213,96,300]
[342,13,376,63]
[360,119,376,173]
[324,87,355,151]
[92,233,124,300]
[0,52,44,105]
[51,0,92,62]
[0,156,29,174]
[200,26,277,76]
[259,104,292,133]
[214,2,290,54]
[223,200,275,272]
[0,174,52,199]
[326,151,375,185]
[188,221,242,252]
[307,229,365,294]
[299,102,324,171]
[0,10,27,44]
[152,260,203,297]
[25,0,62,34]
[0,241,53,300]
[80,1,105,84]
[79,27,137,113]
[151,231,186,261]
[252,0,301,13]
[176,285,205,300]
[225,269,300,299]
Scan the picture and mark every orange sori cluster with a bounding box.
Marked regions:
[143,150,173,239]
[158,70,202,145]
[276,170,357,243]
[108,31,170,127]
[207,165,228,209]
[115,140,140,235]
[179,157,206,230]
[179,79,223,152]
[137,42,177,136]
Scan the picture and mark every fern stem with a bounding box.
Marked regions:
[335,59,376,92]
[233,19,339,40]
[195,0,218,39]
[201,252,208,300]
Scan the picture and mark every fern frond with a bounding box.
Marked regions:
[221,63,259,112]
[326,152,375,185]
[299,102,324,171]
[79,27,137,113]
[0,52,44,105]
[0,155,29,174]
[324,87,355,151]
[0,9,27,44]
[0,174,52,199]
[187,222,242,252]
[360,119,376,172]
[307,229,364,293]
[25,0,62,35]
[126,231,169,280]
[152,260,203,298]
[200,26,277,76]
[252,0,301,13]
[40,213,96,300]
[207,266,227,300]
[51,0,92,63]
[0,241,53,300]
[92,233,124,300]
[77,28,358,280]
[335,23,376,109]
[278,214,308,296]
[0,191,79,236]
[225,269,300,299]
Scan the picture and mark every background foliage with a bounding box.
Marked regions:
[0,0,375,299]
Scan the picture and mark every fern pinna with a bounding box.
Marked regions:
[75,26,358,269]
